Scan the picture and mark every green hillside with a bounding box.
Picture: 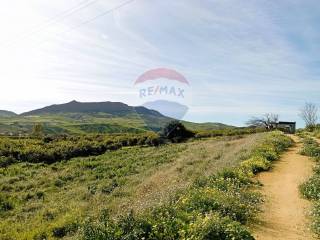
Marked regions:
[183,121,234,131]
[0,101,234,135]
[0,110,17,117]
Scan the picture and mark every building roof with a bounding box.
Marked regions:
[278,121,296,124]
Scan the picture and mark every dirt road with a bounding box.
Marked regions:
[253,135,315,240]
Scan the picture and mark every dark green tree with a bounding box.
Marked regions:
[162,120,194,142]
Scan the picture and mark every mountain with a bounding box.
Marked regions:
[0,101,234,135]
[22,100,163,117]
[0,110,17,117]
[17,100,172,133]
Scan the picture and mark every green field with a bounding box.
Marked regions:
[0,114,153,135]
[0,131,293,239]
[0,113,234,136]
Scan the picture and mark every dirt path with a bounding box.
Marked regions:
[253,135,315,240]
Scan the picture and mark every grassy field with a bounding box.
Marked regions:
[0,113,234,136]
[82,131,292,240]
[0,133,267,240]
[0,130,293,240]
[0,114,149,135]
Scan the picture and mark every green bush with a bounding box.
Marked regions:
[299,136,320,236]
[52,222,79,238]
[54,179,65,188]
[101,180,119,195]
[300,138,320,158]
[0,194,14,213]
[311,202,320,235]
[185,213,254,240]
[162,121,195,142]
[0,156,16,167]
[195,127,266,139]
[215,168,252,186]
[33,232,48,240]
[178,187,260,224]
[83,211,152,240]
[0,133,165,166]
[240,156,271,174]
[300,174,320,200]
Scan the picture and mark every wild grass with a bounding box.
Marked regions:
[299,137,320,235]
[0,132,292,239]
[81,132,292,240]
[312,128,320,139]
[0,114,237,136]
[0,133,163,165]
[298,126,320,141]
[195,127,265,138]
[0,133,264,239]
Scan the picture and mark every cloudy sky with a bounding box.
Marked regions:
[0,0,319,127]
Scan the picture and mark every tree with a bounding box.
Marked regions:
[299,102,318,130]
[246,113,279,131]
[162,120,194,142]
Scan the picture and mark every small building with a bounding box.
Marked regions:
[277,121,296,134]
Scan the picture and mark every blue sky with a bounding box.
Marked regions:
[0,0,319,127]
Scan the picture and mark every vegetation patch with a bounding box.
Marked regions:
[82,132,292,240]
[0,131,292,239]
[0,133,163,166]
[195,127,266,139]
[299,136,320,235]
[0,194,14,214]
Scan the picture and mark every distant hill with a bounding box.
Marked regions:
[183,121,235,131]
[0,101,234,135]
[17,100,171,133]
[21,100,163,117]
[0,110,17,117]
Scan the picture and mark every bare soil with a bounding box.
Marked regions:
[253,135,316,240]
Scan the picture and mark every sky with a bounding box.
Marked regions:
[0,0,320,127]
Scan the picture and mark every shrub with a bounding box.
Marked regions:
[312,202,320,235]
[299,136,320,236]
[0,133,165,166]
[300,138,320,158]
[240,156,271,174]
[0,156,16,168]
[0,194,14,213]
[300,174,320,200]
[54,179,65,188]
[179,187,259,224]
[145,135,162,147]
[185,213,254,240]
[52,222,79,238]
[101,180,119,195]
[195,127,266,139]
[162,121,195,142]
[83,210,152,240]
[33,232,48,240]
[253,145,279,162]
[215,169,252,186]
